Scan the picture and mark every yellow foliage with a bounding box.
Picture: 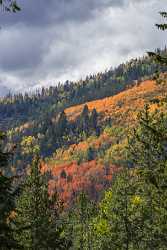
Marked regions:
[94,218,110,236]
[21,136,39,155]
[100,189,113,216]
[65,80,167,126]
[131,195,142,206]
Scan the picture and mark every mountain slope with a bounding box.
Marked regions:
[44,77,167,206]
[1,51,166,131]
[65,79,166,125]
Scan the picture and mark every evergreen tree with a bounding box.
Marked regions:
[14,144,70,249]
[57,111,68,136]
[71,192,95,250]
[128,105,167,249]
[79,105,89,135]
[0,0,20,12]
[93,104,167,250]
[148,12,167,65]
[0,132,18,249]
[89,108,99,135]
[86,147,95,161]
[93,168,144,250]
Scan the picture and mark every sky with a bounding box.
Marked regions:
[0,0,167,96]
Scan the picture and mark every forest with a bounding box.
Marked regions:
[1,1,167,249]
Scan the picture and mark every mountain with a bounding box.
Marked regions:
[1,51,167,204]
[42,77,167,206]
[0,50,166,131]
[65,79,164,125]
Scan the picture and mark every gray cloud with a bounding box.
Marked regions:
[0,0,167,94]
[0,25,45,72]
[0,0,125,27]
[0,84,10,97]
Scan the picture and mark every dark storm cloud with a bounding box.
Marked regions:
[0,0,124,74]
[0,0,125,27]
[0,26,45,71]
[0,0,166,94]
[0,0,125,77]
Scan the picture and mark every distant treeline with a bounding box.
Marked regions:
[0,48,167,131]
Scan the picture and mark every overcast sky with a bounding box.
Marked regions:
[0,0,167,95]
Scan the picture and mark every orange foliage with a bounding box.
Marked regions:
[44,79,167,206]
[46,160,119,207]
[65,80,166,125]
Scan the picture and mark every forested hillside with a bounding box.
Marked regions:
[42,77,167,206]
[0,50,166,132]
[1,3,167,247]
[1,51,167,174]
[2,68,167,249]
[1,42,167,248]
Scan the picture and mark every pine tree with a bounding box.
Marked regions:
[148,12,167,65]
[71,192,95,250]
[14,148,70,249]
[86,147,95,161]
[89,108,99,135]
[93,168,144,250]
[0,132,18,249]
[80,105,89,136]
[0,0,21,12]
[128,105,167,249]
[57,111,68,136]
[93,104,167,250]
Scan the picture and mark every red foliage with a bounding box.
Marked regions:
[47,160,119,207]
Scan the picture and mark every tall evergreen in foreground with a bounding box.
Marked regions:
[128,105,167,249]
[0,132,18,249]
[68,192,96,250]
[14,139,71,249]
[91,104,167,250]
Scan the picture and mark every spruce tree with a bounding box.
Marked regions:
[14,141,70,249]
[148,12,167,65]
[0,0,20,12]
[93,104,167,250]
[93,168,144,250]
[57,111,68,136]
[89,108,99,135]
[128,105,167,249]
[0,132,18,249]
[71,192,95,250]
[80,105,89,136]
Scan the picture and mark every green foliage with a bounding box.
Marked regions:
[0,132,18,249]
[1,10,167,249]
[0,50,165,131]
[104,141,128,166]
[148,12,167,67]
[82,105,167,250]
[92,169,144,250]
[104,125,125,143]
[91,105,167,249]
[72,150,87,165]
[68,192,96,250]
[86,147,96,162]
[0,49,166,169]
[127,105,167,248]
[21,136,40,156]
[155,12,167,30]
[14,154,71,249]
